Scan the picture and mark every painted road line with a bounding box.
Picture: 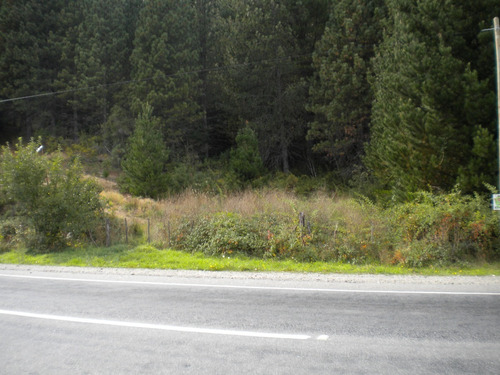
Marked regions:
[0,309,314,340]
[0,273,499,296]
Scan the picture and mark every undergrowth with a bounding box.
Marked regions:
[2,173,499,269]
[96,187,500,268]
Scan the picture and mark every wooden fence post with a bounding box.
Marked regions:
[124,218,128,244]
[299,212,306,227]
[298,212,311,235]
[147,218,151,243]
[168,220,171,247]
[105,218,111,247]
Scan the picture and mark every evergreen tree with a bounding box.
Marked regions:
[0,0,64,139]
[229,124,265,182]
[54,0,136,138]
[100,0,142,164]
[120,104,169,199]
[308,0,385,181]
[218,0,318,173]
[193,0,219,158]
[130,0,202,156]
[365,0,495,194]
[52,1,83,139]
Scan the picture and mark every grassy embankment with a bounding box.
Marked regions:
[1,243,499,276]
[1,176,499,276]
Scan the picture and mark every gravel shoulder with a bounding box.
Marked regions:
[1,263,499,287]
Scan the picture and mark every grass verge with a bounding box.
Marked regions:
[1,245,499,276]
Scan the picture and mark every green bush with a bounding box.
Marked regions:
[166,157,241,195]
[397,242,451,268]
[0,138,104,251]
[386,191,499,265]
[175,190,499,267]
[176,212,268,257]
[174,210,330,262]
[0,219,19,253]
[229,125,265,183]
[268,173,327,196]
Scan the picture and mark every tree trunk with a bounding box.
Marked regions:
[73,93,79,141]
[281,122,290,174]
[198,0,210,158]
[276,66,289,174]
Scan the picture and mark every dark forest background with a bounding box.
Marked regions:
[1,0,499,198]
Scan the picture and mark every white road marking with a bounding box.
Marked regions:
[0,273,499,296]
[0,309,313,340]
[316,335,329,341]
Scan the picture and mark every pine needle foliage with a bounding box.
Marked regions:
[120,103,169,199]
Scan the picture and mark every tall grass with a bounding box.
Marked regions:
[97,183,499,267]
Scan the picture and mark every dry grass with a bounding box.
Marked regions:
[85,177,499,267]
[95,176,371,249]
[100,184,351,223]
[90,175,118,192]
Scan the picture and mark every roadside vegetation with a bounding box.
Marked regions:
[1,2,499,275]
[1,140,499,275]
[1,244,499,276]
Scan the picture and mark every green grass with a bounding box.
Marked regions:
[1,245,499,276]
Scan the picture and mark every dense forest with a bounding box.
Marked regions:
[1,0,499,198]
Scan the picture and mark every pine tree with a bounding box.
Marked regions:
[229,124,265,182]
[308,0,385,181]
[130,0,202,156]
[0,0,64,139]
[120,103,169,199]
[52,1,82,139]
[365,0,495,194]
[218,0,317,173]
[193,0,219,158]
[54,0,136,138]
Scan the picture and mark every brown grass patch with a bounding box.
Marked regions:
[95,178,377,253]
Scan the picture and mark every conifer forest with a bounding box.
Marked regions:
[1,0,500,198]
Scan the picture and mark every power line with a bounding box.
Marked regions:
[0,54,311,104]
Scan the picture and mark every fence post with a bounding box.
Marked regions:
[299,212,306,227]
[124,218,128,244]
[298,212,311,235]
[147,218,151,243]
[168,220,171,247]
[105,218,111,247]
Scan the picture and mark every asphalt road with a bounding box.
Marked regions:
[0,266,499,374]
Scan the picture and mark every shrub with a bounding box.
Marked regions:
[119,103,169,199]
[229,125,265,183]
[0,219,19,253]
[174,210,329,262]
[0,138,104,251]
[386,191,499,264]
[397,242,452,268]
[175,212,268,257]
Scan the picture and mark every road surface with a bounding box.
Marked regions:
[0,265,499,374]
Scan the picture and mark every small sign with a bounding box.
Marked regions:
[493,194,500,210]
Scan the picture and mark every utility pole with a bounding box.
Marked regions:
[495,17,500,191]
[485,18,500,209]
[493,17,500,211]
